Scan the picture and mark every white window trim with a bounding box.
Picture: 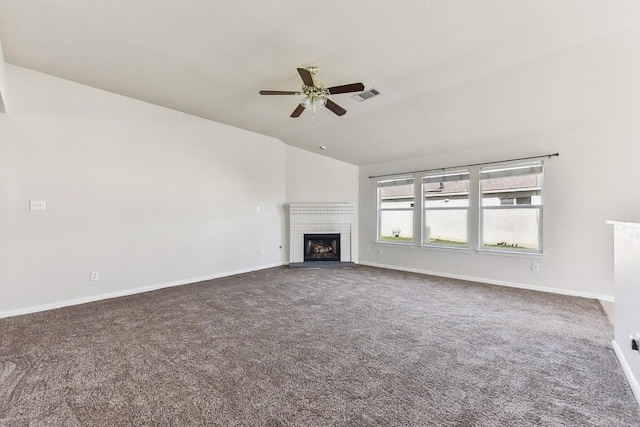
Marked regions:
[476,248,546,258]
[421,244,472,253]
[372,161,546,257]
[478,161,544,254]
[421,170,470,249]
[376,176,415,244]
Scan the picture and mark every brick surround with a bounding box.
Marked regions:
[288,203,355,263]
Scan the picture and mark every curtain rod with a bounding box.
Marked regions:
[368,152,559,179]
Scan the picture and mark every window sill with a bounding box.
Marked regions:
[476,248,546,258]
[375,241,416,247]
[420,245,472,253]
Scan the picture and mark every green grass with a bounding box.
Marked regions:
[483,243,534,251]
[426,238,467,246]
[381,237,536,251]
[380,236,413,242]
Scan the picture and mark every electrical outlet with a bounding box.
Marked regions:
[531,262,540,272]
[29,200,46,211]
[366,245,370,251]
[89,271,99,281]
[378,248,383,255]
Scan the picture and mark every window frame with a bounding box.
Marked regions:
[376,176,415,245]
[421,169,470,249]
[478,162,544,254]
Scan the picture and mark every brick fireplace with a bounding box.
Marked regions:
[288,203,355,264]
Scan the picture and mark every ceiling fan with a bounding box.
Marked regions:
[259,67,364,118]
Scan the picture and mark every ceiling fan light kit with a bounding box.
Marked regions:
[300,94,327,109]
[259,67,364,118]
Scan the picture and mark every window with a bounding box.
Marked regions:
[422,170,470,247]
[377,176,414,243]
[480,162,543,253]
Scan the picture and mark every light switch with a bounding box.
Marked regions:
[29,200,46,211]
[256,206,261,213]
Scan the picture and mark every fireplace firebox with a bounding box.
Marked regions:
[304,234,341,262]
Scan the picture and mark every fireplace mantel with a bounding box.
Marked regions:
[288,203,355,264]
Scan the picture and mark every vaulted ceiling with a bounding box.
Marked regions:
[1,1,639,165]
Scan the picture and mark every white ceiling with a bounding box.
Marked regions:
[1,1,639,165]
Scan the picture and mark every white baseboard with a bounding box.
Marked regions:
[0,262,285,319]
[612,339,640,406]
[2,260,614,318]
[358,261,615,302]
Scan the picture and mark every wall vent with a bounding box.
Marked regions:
[351,88,381,102]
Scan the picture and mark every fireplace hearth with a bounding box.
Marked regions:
[304,234,341,262]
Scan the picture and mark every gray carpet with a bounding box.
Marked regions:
[1,266,638,426]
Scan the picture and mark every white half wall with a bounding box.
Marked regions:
[609,221,640,405]
[0,65,287,315]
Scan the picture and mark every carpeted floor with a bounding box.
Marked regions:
[1,266,638,426]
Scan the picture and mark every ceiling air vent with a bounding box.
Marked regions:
[351,88,381,102]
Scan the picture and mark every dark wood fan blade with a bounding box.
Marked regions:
[327,82,365,94]
[290,104,305,118]
[297,68,315,87]
[259,90,300,95]
[325,99,347,116]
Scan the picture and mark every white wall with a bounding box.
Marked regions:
[0,65,288,316]
[359,28,640,301]
[361,127,640,300]
[610,222,640,405]
[285,145,358,204]
[285,145,359,262]
[0,38,6,113]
